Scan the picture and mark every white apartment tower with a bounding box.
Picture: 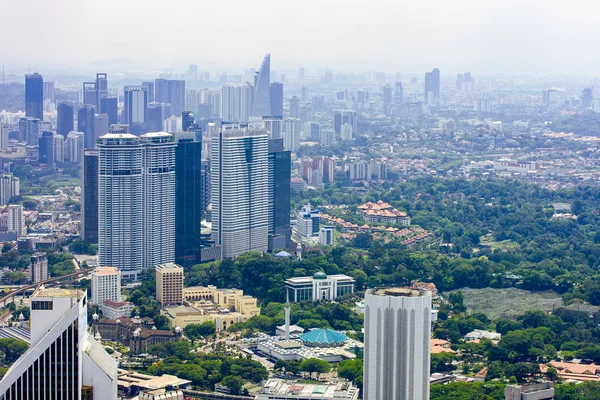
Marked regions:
[65,131,85,163]
[140,132,176,269]
[284,118,300,152]
[363,288,432,400]
[97,132,176,280]
[91,266,121,305]
[211,123,269,258]
[7,204,25,238]
[0,287,118,399]
[0,174,19,206]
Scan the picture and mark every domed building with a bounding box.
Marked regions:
[300,328,349,348]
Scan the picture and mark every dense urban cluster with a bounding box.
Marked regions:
[0,50,598,400]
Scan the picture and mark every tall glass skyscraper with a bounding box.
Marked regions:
[175,137,203,267]
[269,82,283,117]
[57,101,74,137]
[82,150,99,244]
[252,54,271,117]
[25,73,43,120]
[211,123,269,258]
[78,105,96,149]
[268,138,291,251]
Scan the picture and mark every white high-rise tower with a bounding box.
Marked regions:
[97,132,176,281]
[363,287,432,400]
[211,123,269,258]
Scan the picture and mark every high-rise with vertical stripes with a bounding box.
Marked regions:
[212,123,269,258]
[97,132,176,281]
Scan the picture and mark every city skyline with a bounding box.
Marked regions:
[2,0,600,76]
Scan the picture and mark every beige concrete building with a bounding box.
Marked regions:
[156,263,183,307]
[162,305,248,332]
[183,285,260,316]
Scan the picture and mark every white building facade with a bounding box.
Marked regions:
[285,273,355,302]
[363,288,432,400]
[91,266,121,305]
[7,204,25,238]
[211,123,269,258]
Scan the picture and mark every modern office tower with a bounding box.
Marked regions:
[163,116,181,133]
[83,81,97,106]
[57,101,74,137]
[383,85,393,108]
[284,118,300,152]
[0,287,118,399]
[94,113,109,142]
[321,128,335,146]
[543,90,559,108]
[91,266,121,305]
[53,134,64,163]
[141,132,176,270]
[7,204,25,237]
[182,111,195,131]
[424,68,441,105]
[300,86,309,103]
[474,93,490,112]
[581,87,593,108]
[78,104,96,148]
[270,82,284,117]
[298,102,313,126]
[252,53,271,117]
[221,84,254,122]
[19,117,41,145]
[319,226,335,245]
[294,204,320,238]
[82,150,99,244]
[394,82,404,105]
[305,122,321,140]
[333,110,357,136]
[142,81,155,103]
[175,137,203,267]
[124,85,148,125]
[95,72,108,107]
[25,72,43,120]
[289,95,299,118]
[211,123,269,258]
[268,139,291,251]
[299,67,305,79]
[145,102,172,132]
[262,116,283,139]
[29,252,48,283]
[66,131,84,163]
[42,81,54,102]
[100,95,118,125]
[0,174,19,206]
[0,124,9,150]
[155,78,186,116]
[455,72,474,91]
[156,263,184,307]
[200,158,210,220]
[97,134,143,280]
[38,131,55,166]
[363,287,432,400]
[209,90,222,117]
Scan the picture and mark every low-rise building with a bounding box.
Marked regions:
[162,304,249,332]
[100,300,135,320]
[505,381,554,400]
[465,329,501,341]
[256,379,359,400]
[285,272,355,302]
[356,200,410,225]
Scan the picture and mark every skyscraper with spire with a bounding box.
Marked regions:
[252,54,271,117]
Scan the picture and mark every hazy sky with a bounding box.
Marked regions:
[2,0,600,75]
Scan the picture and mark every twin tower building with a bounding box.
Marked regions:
[83,122,290,281]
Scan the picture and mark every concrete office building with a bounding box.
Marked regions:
[221,84,254,123]
[53,132,64,163]
[38,131,55,166]
[0,287,118,399]
[123,85,148,129]
[96,73,108,108]
[91,266,121,305]
[83,81,97,106]
[363,288,432,400]
[0,124,9,150]
[505,381,554,400]
[333,110,357,137]
[156,263,184,307]
[319,226,335,245]
[7,204,25,238]
[82,150,99,244]
[262,117,283,140]
[211,123,269,258]
[294,204,319,238]
[29,252,48,283]
[155,78,185,116]
[270,82,284,117]
[18,117,41,145]
[0,174,19,206]
[66,131,84,163]
[284,118,300,152]
[25,73,43,120]
[100,95,118,126]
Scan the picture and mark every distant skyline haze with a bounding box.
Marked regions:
[1,0,600,76]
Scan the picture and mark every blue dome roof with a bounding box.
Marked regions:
[275,251,292,258]
[300,328,348,346]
